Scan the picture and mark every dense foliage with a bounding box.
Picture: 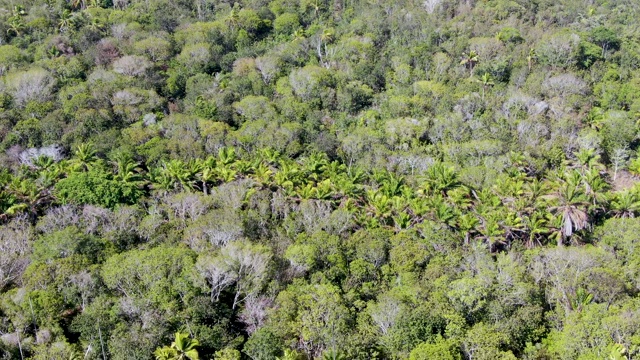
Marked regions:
[1,0,640,359]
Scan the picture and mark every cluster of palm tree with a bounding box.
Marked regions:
[1,144,639,249]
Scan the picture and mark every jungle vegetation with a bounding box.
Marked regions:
[1,0,640,359]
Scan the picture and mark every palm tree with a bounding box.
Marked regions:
[58,10,76,32]
[258,148,281,164]
[457,212,479,245]
[277,349,303,360]
[314,179,334,200]
[460,50,479,76]
[544,174,591,245]
[8,178,49,220]
[0,190,26,221]
[149,167,173,194]
[12,5,27,16]
[573,148,603,173]
[610,191,640,218]
[309,0,322,19]
[69,143,98,172]
[477,213,505,251]
[318,29,334,66]
[379,172,405,197]
[580,168,608,207]
[163,160,196,191]
[86,15,105,34]
[32,155,55,171]
[475,73,494,100]
[216,166,237,183]
[252,162,273,185]
[154,332,199,360]
[526,48,537,71]
[521,212,549,248]
[225,8,240,30]
[71,0,87,10]
[6,15,26,37]
[322,349,347,360]
[111,154,142,184]
[218,147,237,166]
[196,166,215,195]
[304,152,329,182]
[570,288,593,312]
[321,29,334,44]
[292,28,306,41]
[333,174,360,199]
[420,163,460,196]
[366,190,392,219]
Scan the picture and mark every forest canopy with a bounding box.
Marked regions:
[1,0,640,359]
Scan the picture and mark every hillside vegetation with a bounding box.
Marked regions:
[1,0,640,359]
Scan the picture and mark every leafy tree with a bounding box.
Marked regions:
[590,26,620,59]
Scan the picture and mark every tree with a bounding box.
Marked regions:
[532,246,607,312]
[6,68,54,108]
[536,31,580,69]
[409,337,460,360]
[101,245,195,305]
[0,217,32,291]
[113,55,152,77]
[195,240,271,309]
[590,26,620,59]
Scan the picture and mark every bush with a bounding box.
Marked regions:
[55,169,143,208]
